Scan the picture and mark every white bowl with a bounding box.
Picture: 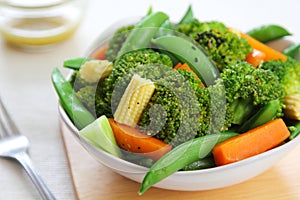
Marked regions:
[58,17,300,191]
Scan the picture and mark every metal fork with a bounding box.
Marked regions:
[0,96,56,200]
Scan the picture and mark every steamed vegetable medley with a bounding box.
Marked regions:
[52,6,300,194]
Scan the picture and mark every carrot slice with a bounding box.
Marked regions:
[245,48,266,67]
[212,118,290,166]
[108,118,172,161]
[239,31,287,62]
[91,43,109,60]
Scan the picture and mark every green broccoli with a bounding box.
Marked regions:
[259,58,300,96]
[259,58,300,120]
[221,61,285,126]
[100,49,173,117]
[138,68,230,147]
[105,25,135,62]
[176,19,252,71]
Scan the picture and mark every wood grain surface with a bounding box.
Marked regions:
[60,120,300,200]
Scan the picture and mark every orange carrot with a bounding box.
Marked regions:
[239,31,287,62]
[91,43,109,60]
[108,118,172,161]
[245,48,266,67]
[212,118,290,166]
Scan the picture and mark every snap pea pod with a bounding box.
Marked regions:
[246,24,291,43]
[283,43,300,61]
[238,99,280,133]
[181,156,215,171]
[287,120,300,140]
[117,11,169,58]
[178,4,194,25]
[152,35,219,86]
[63,57,91,70]
[51,68,95,129]
[138,132,238,195]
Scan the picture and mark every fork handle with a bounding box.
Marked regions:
[14,152,57,200]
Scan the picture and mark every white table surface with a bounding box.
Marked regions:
[0,0,299,199]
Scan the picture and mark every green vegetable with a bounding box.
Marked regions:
[138,132,239,195]
[259,58,300,96]
[105,25,135,62]
[176,19,252,71]
[247,24,291,43]
[79,115,121,157]
[221,62,285,127]
[178,5,194,25]
[181,157,215,171]
[288,121,300,140]
[139,68,230,146]
[152,35,219,86]
[100,49,173,117]
[238,99,281,132]
[63,57,91,70]
[283,43,300,61]
[51,68,95,129]
[117,12,169,59]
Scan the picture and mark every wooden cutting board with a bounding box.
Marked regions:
[60,119,300,200]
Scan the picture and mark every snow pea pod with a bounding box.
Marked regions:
[51,68,95,129]
[138,132,238,195]
[152,35,219,86]
[178,5,194,25]
[63,57,91,70]
[117,11,169,58]
[247,24,291,43]
[283,43,300,61]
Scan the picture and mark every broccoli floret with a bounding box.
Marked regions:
[176,19,252,71]
[100,49,173,117]
[105,25,135,62]
[221,61,285,125]
[259,58,300,95]
[138,68,230,147]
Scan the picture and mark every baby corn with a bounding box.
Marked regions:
[284,94,300,120]
[79,60,113,83]
[114,74,155,127]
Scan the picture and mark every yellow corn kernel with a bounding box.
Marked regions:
[114,74,155,127]
[284,94,300,120]
[79,60,113,83]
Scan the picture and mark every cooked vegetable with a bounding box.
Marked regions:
[259,58,300,120]
[238,99,281,132]
[221,61,285,126]
[288,120,300,140]
[51,68,95,129]
[117,12,169,59]
[114,74,155,127]
[100,49,173,117]
[245,48,266,67]
[176,20,252,71]
[152,35,219,86]
[105,25,135,61]
[108,118,172,161]
[177,5,194,25]
[283,43,300,61]
[138,132,239,195]
[246,24,291,43]
[79,115,121,157]
[181,156,215,171]
[63,57,91,70]
[78,60,113,83]
[91,44,109,60]
[237,31,287,61]
[284,94,300,120]
[212,118,290,166]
